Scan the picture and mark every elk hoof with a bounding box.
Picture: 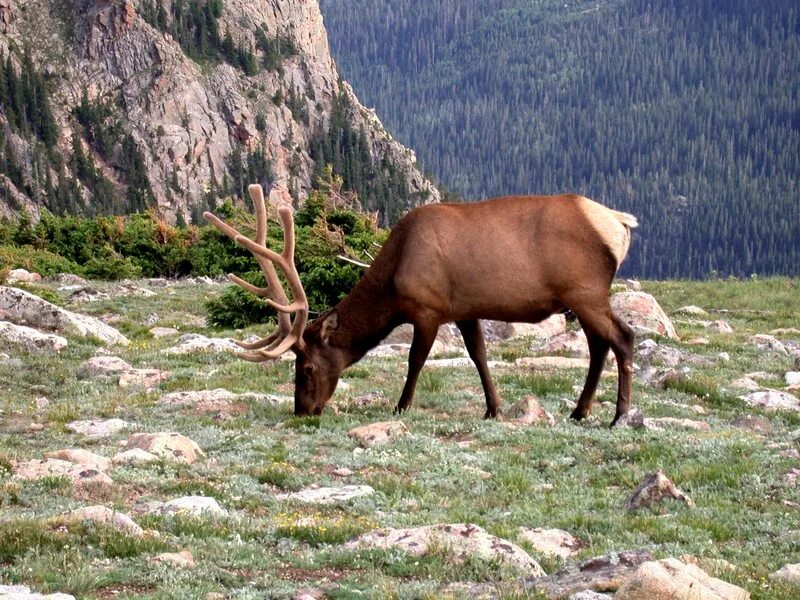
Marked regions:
[393,404,407,415]
[569,408,586,421]
[484,408,498,419]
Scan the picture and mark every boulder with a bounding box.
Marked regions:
[124,432,205,464]
[769,563,800,585]
[0,286,129,345]
[675,305,708,316]
[149,326,180,338]
[785,372,800,386]
[118,368,172,390]
[0,321,68,352]
[626,471,693,510]
[275,485,375,504]
[112,448,160,465]
[528,549,653,598]
[609,292,678,339]
[77,356,133,377]
[541,330,590,358]
[705,320,734,334]
[739,390,800,412]
[483,314,567,341]
[151,550,195,568]
[518,527,584,559]
[44,449,111,472]
[66,418,129,439]
[748,334,788,355]
[55,506,144,538]
[0,584,75,599]
[160,389,290,413]
[505,396,555,426]
[6,268,42,284]
[615,558,749,600]
[730,415,772,434]
[348,421,410,448]
[150,496,227,517]
[346,523,546,577]
[12,459,112,487]
[161,333,242,355]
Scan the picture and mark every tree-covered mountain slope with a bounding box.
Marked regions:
[319,0,800,278]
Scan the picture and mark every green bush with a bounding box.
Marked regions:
[206,271,275,328]
[0,244,84,277]
[83,255,142,280]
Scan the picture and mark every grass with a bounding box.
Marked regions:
[0,277,799,598]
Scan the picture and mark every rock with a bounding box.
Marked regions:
[568,593,612,600]
[275,485,375,504]
[366,343,411,358]
[0,584,75,599]
[151,496,227,517]
[730,377,761,391]
[615,558,749,600]
[56,506,144,538]
[771,328,800,336]
[643,417,710,432]
[12,459,112,487]
[739,390,800,411]
[292,588,327,600]
[118,369,172,390]
[609,292,678,339]
[0,321,69,352]
[149,326,180,338]
[6,268,42,284]
[516,356,593,371]
[705,320,734,334]
[152,550,195,568]
[636,340,697,367]
[0,287,129,345]
[505,396,555,426]
[675,305,708,316]
[346,523,546,577]
[44,449,111,472]
[35,396,50,410]
[382,322,462,346]
[731,415,772,434]
[46,273,87,285]
[348,421,411,448]
[161,333,242,355]
[677,554,737,575]
[67,288,111,303]
[77,356,132,377]
[748,334,788,355]
[112,448,160,465]
[160,389,289,413]
[518,527,584,559]
[686,337,710,345]
[541,330,590,358]
[614,409,646,429]
[529,549,653,598]
[483,314,567,341]
[66,418,129,439]
[769,563,800,585]
[124,432,205,464]
[786,372,800,386]
[626,471,693,510]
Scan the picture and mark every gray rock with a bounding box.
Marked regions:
[161,333,242,355]
[65,418,130,439]
[739,390,800,411]
[77,356,133,378]
[769,563,800,585]
[348,421,411,448]
[124,432,204,464]
[748,334,788,355]
[151,496,228,517]
[518,527,584,559]
[0,321,68,352]
[626,471,693,510]
[275,485,375,504]
[609,292,678,339]
[12,458,112,487]
[731,415,772,434]
[616,558,749,600]
[0,584,76,599]
[57,506,144,538]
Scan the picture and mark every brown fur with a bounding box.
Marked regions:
[295,194,637,426]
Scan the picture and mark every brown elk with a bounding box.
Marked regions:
[205,184,638,426]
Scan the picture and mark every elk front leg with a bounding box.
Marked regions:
[456,319,501,418]
[395,319,439,414]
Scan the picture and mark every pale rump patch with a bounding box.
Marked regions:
[575,197,638,267]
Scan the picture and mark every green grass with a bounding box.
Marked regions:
[0,277,799,598]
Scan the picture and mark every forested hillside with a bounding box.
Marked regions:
[319,0,800,278]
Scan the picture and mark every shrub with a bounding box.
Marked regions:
[0,244,84,277]
[83,255,142,280]
[206,271,275,328]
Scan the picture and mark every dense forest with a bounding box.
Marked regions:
[319,0,800,278]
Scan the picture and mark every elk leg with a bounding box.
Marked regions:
[456,319,501,418]
[394,319,439,414]
[570,330,610,421]
[608,312,635,427]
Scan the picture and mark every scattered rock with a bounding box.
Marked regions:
[614,409,646,429]
[35,396,50,410]
[6,268,42,284]
[77,356,132,378]
[505,396,555,426]
[46,273,87,285]
[346,523,546,576]
[643,417,710,432]
[67,288,111,303]
[12,459,113,487]
[0,321,68,352]
[636,339,698,367]
[56,506,144,537]
[739,390,800,412]
[609,292,678,339]
[332,467,354,477]
[567,592,612,600]
[675,305,708,316]
[44,449,111,472]
[152,550,195,568]
[151,496,228,517]
[706,320,734,334]
[66,418,129,439]
[518,527,584,559]
[0,286,129,346]
[0,584,75,599]
[516,356,593,371]
[366,343,411,358]
[124,432,205,464]
[615,558,750,600]
[769,563,800,585]
[626,471,693,510]
[112,448,160,465]
[348,390,385,408]
[748,334,788,355]
[730,377,762,391]
[275,485,375,504]
[161,333,244,355]
[771,328,800,336]
[529,549,653,598]
[149,326,180,338]
[483,314,567,341]
[292,588,327,600]
[731,415,772,434]
[686,337,710,345]
[541,330,590,358]
[160,389,289,413]
[785,372,800,386]
[118,369,172,390]
[348,421,410,448]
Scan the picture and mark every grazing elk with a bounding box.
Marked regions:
[205,184,638,426]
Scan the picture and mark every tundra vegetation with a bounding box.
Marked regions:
[0,259,798,598]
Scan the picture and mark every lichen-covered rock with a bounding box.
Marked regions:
[66,418,130,439]
[0,287,129,345]
[12,459,112,487]
[346,523,546,577]
[541,330,590,358]
[160,389,290,413]
[348,421,410,448]
[515,356,593,371]
[77,356,133,377]
[505,396,555,427]
[518,527,584,559]
[161,334,242,355]
[609,292,678,339]
[44,449,111,472]
[111,448,160,465]
[483,314,567,341]
[150,496,227,517]
[0,584,75,599]
[748,334,788,355]
[769,563,800,585]
[739,390,800,412]
[626,471,694,511]
[0,321,68,352]
[118,368,172,390]
[275,485,375,504]
[124,432,205,464]
[615,558,749,600]
[706,320,734,334]
[6,268,41,284]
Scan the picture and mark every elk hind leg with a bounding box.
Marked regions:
[456,320,501,418]
[570,330,610,421]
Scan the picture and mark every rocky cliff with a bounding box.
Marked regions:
[0,0,439,222]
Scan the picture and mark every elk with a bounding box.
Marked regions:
[205,184,638,426]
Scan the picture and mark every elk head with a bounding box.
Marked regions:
[203,185,340,416]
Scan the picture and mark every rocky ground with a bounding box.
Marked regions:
[0,273,799,599]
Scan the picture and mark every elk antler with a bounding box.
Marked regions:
[203,184,309,362]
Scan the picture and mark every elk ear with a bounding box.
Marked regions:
[319,310,339,344]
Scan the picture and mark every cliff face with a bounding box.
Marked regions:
[0,0,439,222]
